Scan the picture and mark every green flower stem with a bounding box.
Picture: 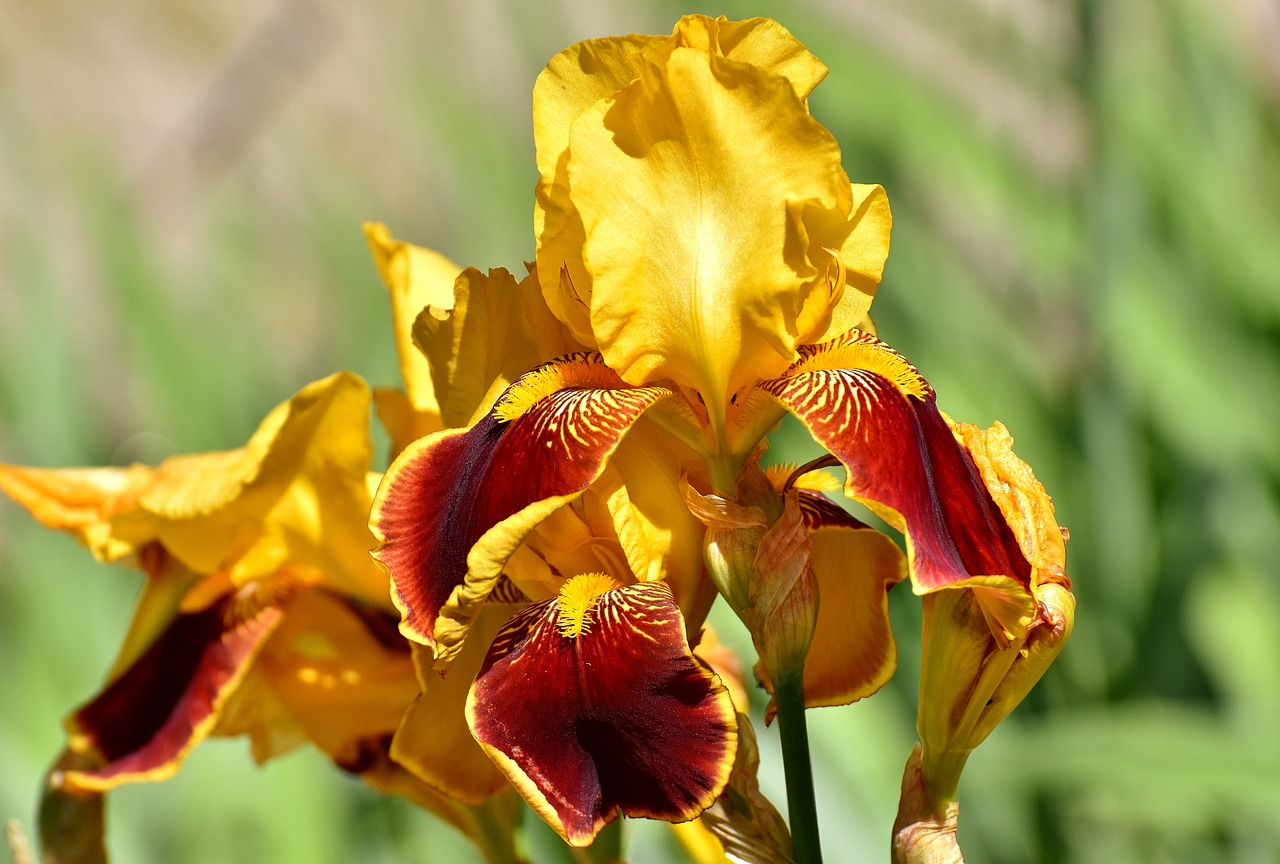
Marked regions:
[773,670,822,864]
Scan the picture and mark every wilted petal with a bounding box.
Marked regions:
[688,713,794,864]
[467,578,737,846]
[759,331,1030,617]
[757,491,906,714]
[59,591,286,792]
[371,354,670,668]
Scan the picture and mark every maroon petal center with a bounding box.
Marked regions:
[467,580,737,846]
[64,592,283,791]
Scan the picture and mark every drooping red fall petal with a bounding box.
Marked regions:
[370,352,670,668]
[59,593,284,792]
[759,330,1030,596]
[467,579,737,847]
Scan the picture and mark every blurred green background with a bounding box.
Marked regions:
[2,0,1279,861]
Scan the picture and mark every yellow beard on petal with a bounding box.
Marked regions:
[789,332,932,401]
[493,354,627,424]
[556,573,622,638]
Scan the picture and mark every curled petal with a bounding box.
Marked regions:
[948,420,1069,588]
[690,713,794,864]
[370,354,670,668]
[412,266,575,429]
[819,183,894,341]
[467,579,737,846]
[759,331,1030,619]
[22,373,388,605]
[58,591,286,792]
[0,463,155,562]
[534,31,668,347]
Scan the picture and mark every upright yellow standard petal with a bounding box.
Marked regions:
[412,267,570,428]
[533,15,829,351]
[364,222,460,449]
[567,44,854,436]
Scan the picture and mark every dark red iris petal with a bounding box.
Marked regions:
[65,595,282,790]
[372,418,504,646]
[372,354,668,650]
[761,333,1030,591]
[468,582,737,846]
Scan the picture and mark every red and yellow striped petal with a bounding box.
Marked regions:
[59,592,285,792]
[759,331,1030,603]
[467,578,737,847]
[370,353,671,669]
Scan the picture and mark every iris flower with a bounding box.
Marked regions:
[0,374,481,856]
[367,222,737,845]
[371,13,1055,849]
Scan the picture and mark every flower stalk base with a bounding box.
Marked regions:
[891,744,963,864]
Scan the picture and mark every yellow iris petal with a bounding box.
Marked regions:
[156,374,386,603]
[390,614,518,805]
[818,183,893,341]
[533,16,830,355]
[2,374,384,605]
[364,222,460,450]
[225,590,419,767]
[564,43,857,438]
[411,267,561,428]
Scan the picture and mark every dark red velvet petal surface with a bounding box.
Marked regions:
[64,595,283,791]
[371,353,669,649]
[468,582,737,846]
[760,330,1029,592]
